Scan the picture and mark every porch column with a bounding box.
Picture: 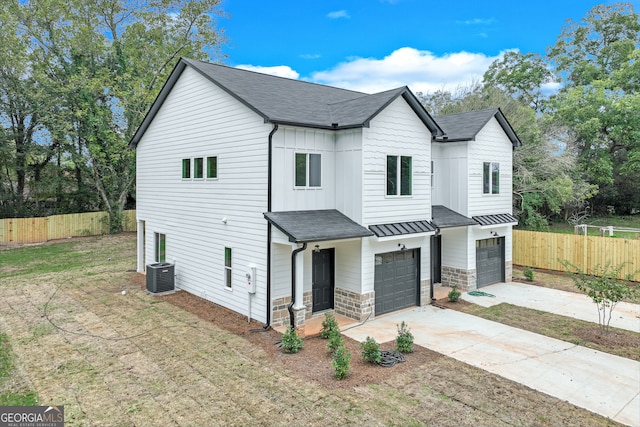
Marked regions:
[136,220,145,273]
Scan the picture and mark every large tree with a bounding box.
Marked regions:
[547,2,640,214]
[2,0,226,228]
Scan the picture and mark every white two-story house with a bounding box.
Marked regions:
[129,58,520,329]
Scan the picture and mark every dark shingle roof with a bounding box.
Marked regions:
[431,205,477,228]
[369,220,436,238]
[130,58,443,147]
[434,108,522,148]
[264,210,373,243]
[473,213,518,227]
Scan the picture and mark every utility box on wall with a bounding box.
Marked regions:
[146,262,175,293]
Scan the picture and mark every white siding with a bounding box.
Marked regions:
[335,129,363,223]
[467,118,514,216]
[271,126,336,211]
[362,98,432,226]
[136,66,271,322]
[431,141,468,214]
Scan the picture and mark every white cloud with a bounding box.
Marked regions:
[235,64,300,79]
[309,47,505,94]
[327,10,350,19]
[456,18,497,25]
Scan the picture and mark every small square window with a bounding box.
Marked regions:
[207,156,217,179]
[194,158,203,179]
[182,159,191,179]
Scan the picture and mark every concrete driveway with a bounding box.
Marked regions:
[343,284,640,427]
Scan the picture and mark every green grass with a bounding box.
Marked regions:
[0,332,38,406]
[0,242,84,278]
[459,303,640,361]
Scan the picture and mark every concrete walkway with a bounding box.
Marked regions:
[343,284,640,426]
[462,282,640,333]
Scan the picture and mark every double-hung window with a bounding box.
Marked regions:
[154,233,166,262]
[295,153,321,188]
[386,155,412,196]
[483,162,500,194]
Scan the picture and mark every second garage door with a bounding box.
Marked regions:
[374,249,419,316]
[476,237,505,287]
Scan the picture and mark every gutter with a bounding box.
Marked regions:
[288,242,307,328]
[264,124,279,329]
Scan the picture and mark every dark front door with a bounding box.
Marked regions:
[312,248,335,313]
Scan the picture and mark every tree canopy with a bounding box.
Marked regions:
[420,2,640,228]
[0,0,226,230]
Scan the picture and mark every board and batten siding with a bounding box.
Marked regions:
[271,126,336,212]
[335,129,364,223]
[362,97,432,226]
[466,117,513,217]
[431,141,469,214]
[136,66,272,323]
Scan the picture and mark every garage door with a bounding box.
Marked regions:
[476,237,505,287]
[374,249,419,316]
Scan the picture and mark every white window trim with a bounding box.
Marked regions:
[294,152,322,189]
[224,247,232,290]
[483,161,500,195]
[181,158,191,181]
[193,157,204,180]
[386,154,413,198]
[206,155,219,181]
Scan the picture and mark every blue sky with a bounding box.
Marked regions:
[216,0,639,94]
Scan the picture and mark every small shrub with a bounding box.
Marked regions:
[332,343,351,380]
[360,336,382,364]
[395,321,414,353]
[523,267,535,281]
[326,328,343,353]
[281,326,303,354]
[320,312,339,339]
[448,286,461,302]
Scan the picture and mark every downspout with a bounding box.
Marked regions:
[264,123,279,329]
[288,242,307,328]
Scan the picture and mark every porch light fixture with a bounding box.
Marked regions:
[491,231,499,237]
[314,245,320,253]
[398,243,406,251]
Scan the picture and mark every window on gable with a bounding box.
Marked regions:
[182,159,191,179]
[207,156,217,179]
[224,247,232,289]
[154,233,166,263]
[483,162,500,194]
[194,157,204,179]
[386,155,412,196]
[295,153,321,188]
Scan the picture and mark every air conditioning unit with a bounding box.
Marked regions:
[146,262,175,293]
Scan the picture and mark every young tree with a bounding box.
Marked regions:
[561,261,639,334]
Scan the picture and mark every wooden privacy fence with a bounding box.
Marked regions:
[513,230,640,281]
[0,210,137,245]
